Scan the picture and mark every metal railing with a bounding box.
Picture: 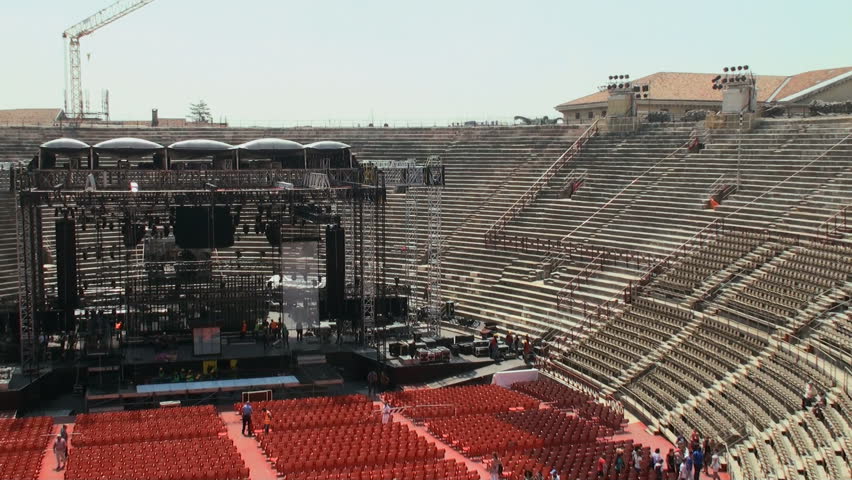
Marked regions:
[559,131,696,243]
[484,120,598,244]
[817,203,850,241]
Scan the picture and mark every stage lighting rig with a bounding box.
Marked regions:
[599,74,631,92]
[711,65,754,90]
[633,83,650,99]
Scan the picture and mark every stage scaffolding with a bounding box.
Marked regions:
[13,167,387,373]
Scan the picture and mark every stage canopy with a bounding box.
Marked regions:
[40,138,90,154]
[305,140,350,151]
[93,137,163,156]
[168,139,234,159]
[236,138,304,156]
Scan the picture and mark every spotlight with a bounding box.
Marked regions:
[722,78,728,84]
[643,93,648,98]
[730,66,736,72]
[642,85,649,92]
[712,75,721,82]
[723,67,729,72]
[608,75,613,80]
[635,93,641,98]
[618,83,623,88]
[625,74,629,79]
[625,82,630,88]
[743,65,749,70]
[633,86,640,92]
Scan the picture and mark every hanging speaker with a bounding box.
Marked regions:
[55,219,79,308]
[325,224,346,318]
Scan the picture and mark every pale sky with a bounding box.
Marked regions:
[3,0,851,126]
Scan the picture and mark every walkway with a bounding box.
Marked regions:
[220,411,278,480]
[38,422,74,480]
[614,421,730,480]
[385,402,490,480]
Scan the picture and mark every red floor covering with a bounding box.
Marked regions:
[220,411,278,480]
[614,421,730,480]
[389,407,491,480]
[38,423,73,480]
[32,414,729,480]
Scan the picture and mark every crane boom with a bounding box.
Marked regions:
[63,0,155,119]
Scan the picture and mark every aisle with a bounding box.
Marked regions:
[388,405,490,480]
[613,421,730,480]
[37,423,74,480]
[220,411,278,480]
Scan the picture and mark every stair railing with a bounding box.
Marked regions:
[484,120,598,245]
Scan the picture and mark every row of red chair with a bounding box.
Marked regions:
[75,405,216,425]
[578,402,625,430]
[65,437,248,480]
[0,450,45,480]
[0,416,54,453]
[259,402,378,431]
[384,384,540,420]
[511,379,595,409]
[233,393,370,414]
[426,409,610,456]
[72,417,224,446]
[261,423,444,474]
[280,458,479,480]
[512,379,625,429]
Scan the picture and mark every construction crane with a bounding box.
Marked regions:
[63,0,155,120]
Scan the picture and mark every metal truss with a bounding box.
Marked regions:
[360,186,378,335]
[404,178,419,314]
[14,165,385,359]
[15,197,42,373]
[22,168,362,192]
[424,156,444,337]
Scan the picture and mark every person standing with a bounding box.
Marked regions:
[803,381,816,409]
[632,445,642,475]
[367,369,378,397]
[282,323,289,349]
[382,403,392,424]
[702,438,713,475]
[490,452,502,480]
[296,320,303,342]
[678,459,690,480]
[596,455,606,478]
[53,434,67,471]
[674,449,684,476]
[709,449,722,480]
[549,468,560,480]
[652,448,663,480]
[692,448,703,480]
[262,408,273,434]
[614,448,625,478]
[666,448,676,478]
[241,401,253,436]
[240,320,247,340]
[60,424,68,442]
